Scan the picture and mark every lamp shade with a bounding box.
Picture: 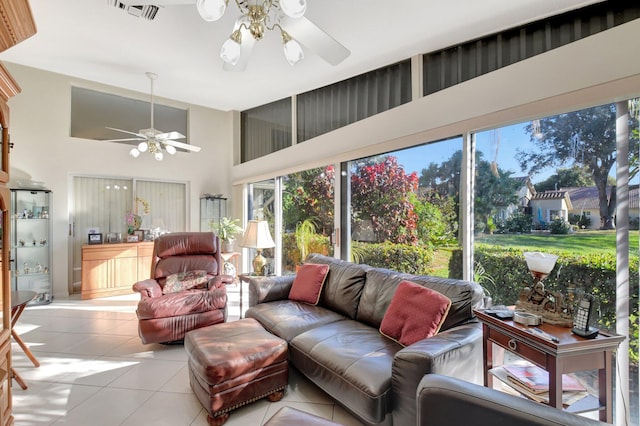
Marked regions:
[523,251,558,275]
[241,220,275,249]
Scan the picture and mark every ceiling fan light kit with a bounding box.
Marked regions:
[195,0,343,69]
[104,72,202,161]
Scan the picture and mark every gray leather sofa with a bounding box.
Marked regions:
[417,374,606,426]
[245,254,485,426]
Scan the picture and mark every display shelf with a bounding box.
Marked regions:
[200,195,226,232]
[489,365,593,408]
[10,188,53,304]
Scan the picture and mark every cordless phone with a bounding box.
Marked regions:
[572,294,599,339]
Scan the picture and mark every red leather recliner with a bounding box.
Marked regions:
[132,232,231,344]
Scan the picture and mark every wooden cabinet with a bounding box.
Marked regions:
[81,242,154,300]
[0,1,37,423]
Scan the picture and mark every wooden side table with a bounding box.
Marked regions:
[11,290,39,390]
[475,309,624,423]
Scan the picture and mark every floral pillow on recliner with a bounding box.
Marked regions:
[162,270,210,295]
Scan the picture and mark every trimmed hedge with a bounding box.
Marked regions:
[352,241,435,275]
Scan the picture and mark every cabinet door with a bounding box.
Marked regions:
[111,256,138,289]
[137,243,154,281]
[11,189,52,303]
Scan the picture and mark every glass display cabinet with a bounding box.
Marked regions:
[10,188,53,304]
[200,195,226,231]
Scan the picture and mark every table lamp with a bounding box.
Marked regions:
[241,220,275,275]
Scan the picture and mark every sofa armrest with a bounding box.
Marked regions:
[247,275,295,306]
[132,279,163,298]
[391,322,482,426]
[417,374,605,426]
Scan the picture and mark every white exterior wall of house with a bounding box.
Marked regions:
[531,198,570,224]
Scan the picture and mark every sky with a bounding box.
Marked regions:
[391,122,558,184]
[392,120,633,186]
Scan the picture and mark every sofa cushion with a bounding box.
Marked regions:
[245,299,347,342]
[288,263,329,305]
[357,268,484,331]
[162,270,209,294]
[380,280,451,346]
[289,320,401,424]
[306,254,370,319]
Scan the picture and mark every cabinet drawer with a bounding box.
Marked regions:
[83,246,137,261]
[488,328,547,366]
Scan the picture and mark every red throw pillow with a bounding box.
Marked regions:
[288,263,330,305]
[380,280,451,346]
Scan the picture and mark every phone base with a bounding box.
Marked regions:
[572,326,599,339]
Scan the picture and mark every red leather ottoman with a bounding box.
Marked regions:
[185,318,288,425]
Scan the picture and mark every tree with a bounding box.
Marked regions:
[283,165,335,235]
[351,156,419,244]
[420,150,519,233]
[518,104,639,229]
[535,165,594,192]
[474,157,521,232]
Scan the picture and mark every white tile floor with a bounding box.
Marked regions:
[11,283,365,426]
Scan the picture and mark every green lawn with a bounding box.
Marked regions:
[475,230,639,256]
[430,230,639,277]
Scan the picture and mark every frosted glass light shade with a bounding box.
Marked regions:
[129,148,140,158]
[197,0,227,22]
[137,141,149,152]
[523,252,558,275]
[154,152,163,161]
[280,0,307,18]
[283,39,304,65]
[165,145,177,155]
[220,38,241,65]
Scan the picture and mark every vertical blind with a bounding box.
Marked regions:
[70,176,186,293]
[241,98,292,163]
[423,2,640,96]
[297,60,412,143]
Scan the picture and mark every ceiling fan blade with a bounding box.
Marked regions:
[106,127,146,138]
[102,137,146,142]
[279,16,350,66]
[223,17,256,72]
[163,139,202,152]
[155,131,186,140]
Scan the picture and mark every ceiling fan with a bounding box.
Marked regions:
[119,0,350,71]
[104,72,201,160]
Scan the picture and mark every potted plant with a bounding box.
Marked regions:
[211,217,243,253]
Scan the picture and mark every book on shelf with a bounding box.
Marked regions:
[490,366,588,407]
[503,364,586,394]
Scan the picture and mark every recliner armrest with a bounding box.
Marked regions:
[208,274,234,288]
[132,279,163,298]
[417,374,606,426]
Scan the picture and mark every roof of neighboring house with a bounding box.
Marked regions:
[531,190,573,210]
[562,186,640,210]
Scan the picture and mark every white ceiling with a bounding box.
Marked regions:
[0,0,601,112]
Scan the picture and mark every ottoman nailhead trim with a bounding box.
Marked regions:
[210,385,287,417]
